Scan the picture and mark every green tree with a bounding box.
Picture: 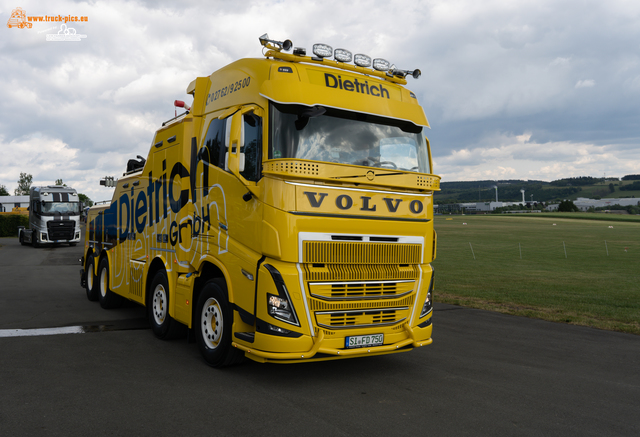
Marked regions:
[15,172,32,196]
[609,183,615,193]
[55,179,67,186]
[0,184,9,196]
[78,193,93,207]
[557,200,579,212]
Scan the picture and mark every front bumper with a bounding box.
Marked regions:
[232,321,432,363]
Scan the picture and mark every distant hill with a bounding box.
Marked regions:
[435,176,640,203]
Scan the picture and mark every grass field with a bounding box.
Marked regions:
[432,215,640,334]
[508,212,640,223]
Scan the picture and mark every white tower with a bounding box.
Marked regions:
[520,189,525,204]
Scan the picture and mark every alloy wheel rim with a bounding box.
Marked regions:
[201,298,222,349]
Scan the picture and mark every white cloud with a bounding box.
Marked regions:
[435,131,638,182]
[575,79,596,88]
[0,0,639,200]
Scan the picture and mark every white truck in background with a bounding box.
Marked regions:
[18,185,82,247]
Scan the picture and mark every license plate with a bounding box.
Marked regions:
[345,334,384,349]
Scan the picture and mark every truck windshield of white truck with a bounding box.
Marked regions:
[40,202,81,215]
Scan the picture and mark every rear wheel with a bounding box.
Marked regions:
[85,256,99,301]
[19,232,27,246]
[98,257,123,309]
[148,270,186,339]
[195,279,244,367]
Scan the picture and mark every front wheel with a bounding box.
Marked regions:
[148,270,186,339]
[98,257,123,309]
[195,279,243,367]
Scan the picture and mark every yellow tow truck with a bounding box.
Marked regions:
[81,34,440,367]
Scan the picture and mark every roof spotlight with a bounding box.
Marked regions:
[354,54,372,68]
[372,58,391,72]
[259,33,293,51]
[334,48,352,63]
[313,43,333,58]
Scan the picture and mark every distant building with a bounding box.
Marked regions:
[0,195,29,212]
[572,197,639,211]
[436,197,639,214]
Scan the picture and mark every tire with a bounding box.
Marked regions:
[69,242,77,247]
[20,232,27,246]
[85,256,99,301]
[195,279,244,367]
[148,270,186,340]
[98,257,123,309]
[32,231,39,248]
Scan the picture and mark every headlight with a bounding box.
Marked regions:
[264,265,300,327]
[267,294,294,322]
[420,273,434,318]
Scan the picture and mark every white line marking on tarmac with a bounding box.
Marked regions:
[0,326,84,338]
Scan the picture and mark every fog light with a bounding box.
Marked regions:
[269,324,291,335]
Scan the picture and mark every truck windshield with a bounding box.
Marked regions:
[269,102,431,174]
[41,202,81,215]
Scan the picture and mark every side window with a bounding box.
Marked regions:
[202,118,227,170]
[240,113,262,182]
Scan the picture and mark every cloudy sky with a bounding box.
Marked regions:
[1,0,639,202]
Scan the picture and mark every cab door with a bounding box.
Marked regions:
[195,106,264,319]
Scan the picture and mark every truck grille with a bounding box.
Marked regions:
[308,290,415,330]
[303,241,421,265]
[47,220,75,241]
[303,263,419,281]
[309,280,414,300]
[315,307,410,329]
[301,239,422,334]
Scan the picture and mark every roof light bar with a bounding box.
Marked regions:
[372,58,391,72]
[334,48,352,63]
[354,54,372,68]
[259,34,421,81]
[313,43,333,58]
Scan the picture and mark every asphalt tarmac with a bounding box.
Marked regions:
[0,235,638,436]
